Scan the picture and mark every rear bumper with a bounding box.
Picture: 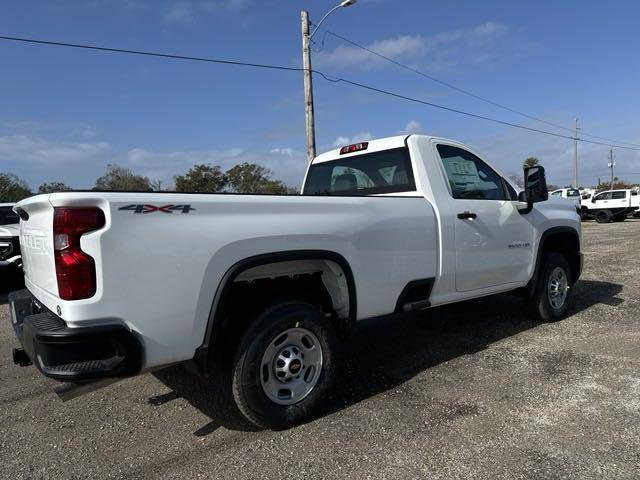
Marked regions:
[8,289,142,382]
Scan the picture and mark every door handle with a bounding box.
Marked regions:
[457,211,477,219]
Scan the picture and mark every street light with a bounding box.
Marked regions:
[310,1,358,40]
[301,0,358,163]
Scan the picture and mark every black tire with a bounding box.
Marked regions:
[530,252,573,322]
[231,301,338,429]
[595,210,613,223]
[579,210,588,221]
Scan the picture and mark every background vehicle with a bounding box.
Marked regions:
[549,188,581,208]
[579,189,638,222]
[9,135,582,429]
[632,190,640,217]
[0,203,22,284]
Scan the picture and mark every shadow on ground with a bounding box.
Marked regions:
[152,279,623,435]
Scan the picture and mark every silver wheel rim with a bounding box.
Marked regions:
[260,327,323,406]
[547,266,568,310]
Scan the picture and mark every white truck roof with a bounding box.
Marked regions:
[313,135,461,164]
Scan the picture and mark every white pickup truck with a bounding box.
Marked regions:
[9,135,582,429]
[579,189,639,222]
[549,187,581,209]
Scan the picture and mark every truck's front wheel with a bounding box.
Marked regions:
[595,210,613,223]
[231,302,338,429]
[531,252,572,322]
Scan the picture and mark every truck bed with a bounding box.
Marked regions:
[16,191,438,368]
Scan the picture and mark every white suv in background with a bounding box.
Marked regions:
[580,189,638,223]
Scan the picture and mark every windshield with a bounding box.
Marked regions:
[0,206,19,225]
[304,147,416,195]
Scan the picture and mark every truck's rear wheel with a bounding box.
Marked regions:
[231,302,338,429]
[595,210,613,223]
[530,252,572,322]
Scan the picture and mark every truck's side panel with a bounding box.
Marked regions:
[20,192,438,368]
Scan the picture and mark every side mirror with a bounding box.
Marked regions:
[591,197,596,203]
[518,165,548,214]
[523,165,548,203]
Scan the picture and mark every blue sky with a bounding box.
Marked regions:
[1,0,639,189]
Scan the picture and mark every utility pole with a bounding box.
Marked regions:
[608,148,616,188]
[301,11,316,164]
[300,2,357,164]
[573,118,579,188]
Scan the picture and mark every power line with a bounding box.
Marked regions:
[315,26,640,149]
[315,73,640,151]
[0,35,303,73]
[1,34,640,152]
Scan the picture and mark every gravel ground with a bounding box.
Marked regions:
[1,219,639,479]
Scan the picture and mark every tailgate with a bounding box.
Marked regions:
[14,195,58,297]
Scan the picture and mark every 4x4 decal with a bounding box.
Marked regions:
[119,204,195,214]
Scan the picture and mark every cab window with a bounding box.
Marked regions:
[304,147,416,195]
[594,192,612,201]
[611,191,627,200]
[436,145,508,201]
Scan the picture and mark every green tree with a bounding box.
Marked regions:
[523,157,540,168]
[94,164,151,191]
[596,177,632,192]
[38,182,72,194]
[174,164,227,192]
[0,173,32,202]
[225,162,288,194]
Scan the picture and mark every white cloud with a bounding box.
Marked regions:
[126,146,307,187]
[270,147,296,157]
[314,21,509,72]
[0,134,112,168]
[403,120,424,134]
[0,122,307,189]
[203,0,250,10]
[164,0,250,23]
[332,132,374,147]
[473,126,640,188]
[163,2,193,23]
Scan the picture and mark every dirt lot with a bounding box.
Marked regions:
[1,219,639,479]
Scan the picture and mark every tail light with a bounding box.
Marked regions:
[340,142,368,155]
[53,208,105,300]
